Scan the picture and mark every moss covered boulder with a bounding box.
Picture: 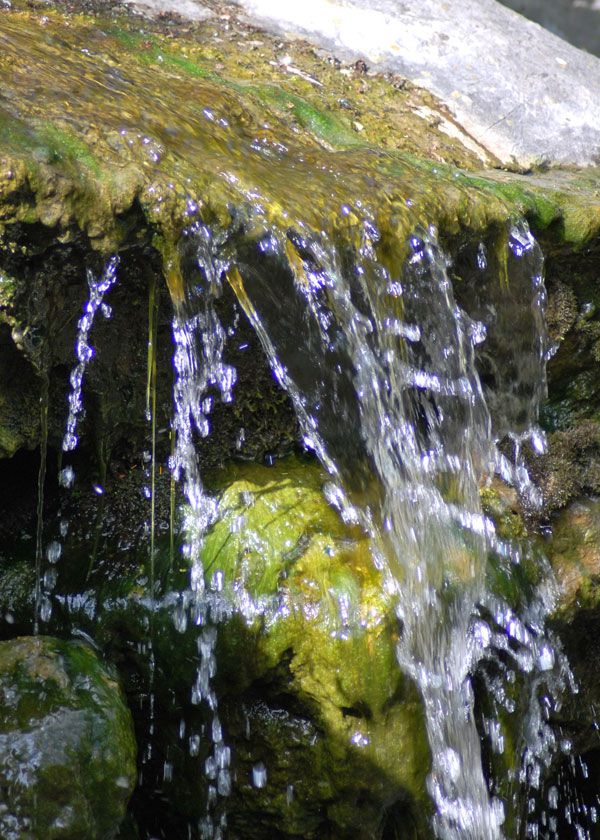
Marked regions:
[541,499,600,754]
[0,635,137,839]
[200,455,431,838]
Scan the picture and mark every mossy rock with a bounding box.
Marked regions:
[13,453,431,837]
[201,455,431,838]
[528,421,600,515]
[0,1,600,484]
[543,498,600,758]
[0,635,137,839]
[547,497,600,616]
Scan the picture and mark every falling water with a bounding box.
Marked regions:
[225,216,567,838]
[62,257,119,454]
[170,222,236,840]
[36,256,119,627]
[35,213,578,837]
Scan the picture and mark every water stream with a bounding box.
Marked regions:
[170,222,237,839]
[35,207,580,839]
[37,208,584,838]
[220,217,569,838]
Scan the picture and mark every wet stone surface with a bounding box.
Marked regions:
[0,635,137,839]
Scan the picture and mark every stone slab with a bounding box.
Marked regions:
[119,0,600,169]
[498,0,600,57]
[230,0,600,169]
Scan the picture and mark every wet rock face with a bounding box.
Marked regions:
[0,229,297,491]
[522,244,600,518]
[0,635,136,839]
[204,456,431,838]
[0,456,431,838]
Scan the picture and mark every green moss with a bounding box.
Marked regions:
[36,124,102,176]
[480,484,526,541]
[202,456,431,816]
[0,4,598,268]
[545,498,600,617]
[0,108,37,154]
[0,636,137,838]
[0,268,18,309]
[249,84,359,148]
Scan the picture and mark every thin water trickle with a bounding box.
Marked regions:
[62,257,119,453]
[33,370,49,634]
[35,256,119,628]
[226,217,569,838]
[169,222,237,834]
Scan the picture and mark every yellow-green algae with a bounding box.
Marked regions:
[0,2,598,287]
[546,498,600,618]
[202,455,431,815]
[200,457,556,833]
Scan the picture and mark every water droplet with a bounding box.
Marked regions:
[217,768,231,796]
[46,540,62,564]
[252,762,267,788]
[211,570,224,592]
[211,716,223,744]
[538,644,555,671]
[531,429,547,455]
[43,568,58,591]
[173,599,189,634]
[477,242,488,270]
[350,731,370,748]
[470,319,487,346]
[39,595,52,623]
[189,734,200,756]
[205,756,217,779]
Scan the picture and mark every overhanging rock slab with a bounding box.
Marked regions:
[123,0,600,169]
[232,0,600,169]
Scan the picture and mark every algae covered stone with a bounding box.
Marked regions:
[525,498,600,773]
[202,455,431,838]
[0,635,136,839]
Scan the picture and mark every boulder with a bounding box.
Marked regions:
[202,456,431,838]
[0,635,137,840]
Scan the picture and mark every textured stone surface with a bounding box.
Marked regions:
[121,0,600,167]
[0,636,137,840]
[499,0,600,57]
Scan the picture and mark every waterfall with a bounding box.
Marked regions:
[170,222,236,840]
[43,215,572,837]
[223,216,568,838]
[43,215,577,838]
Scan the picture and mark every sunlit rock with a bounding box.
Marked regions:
[231,0,600,168]
[201,455,432,838]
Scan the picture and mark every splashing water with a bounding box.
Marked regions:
[170,222,236,838]
[225,216,568,838]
